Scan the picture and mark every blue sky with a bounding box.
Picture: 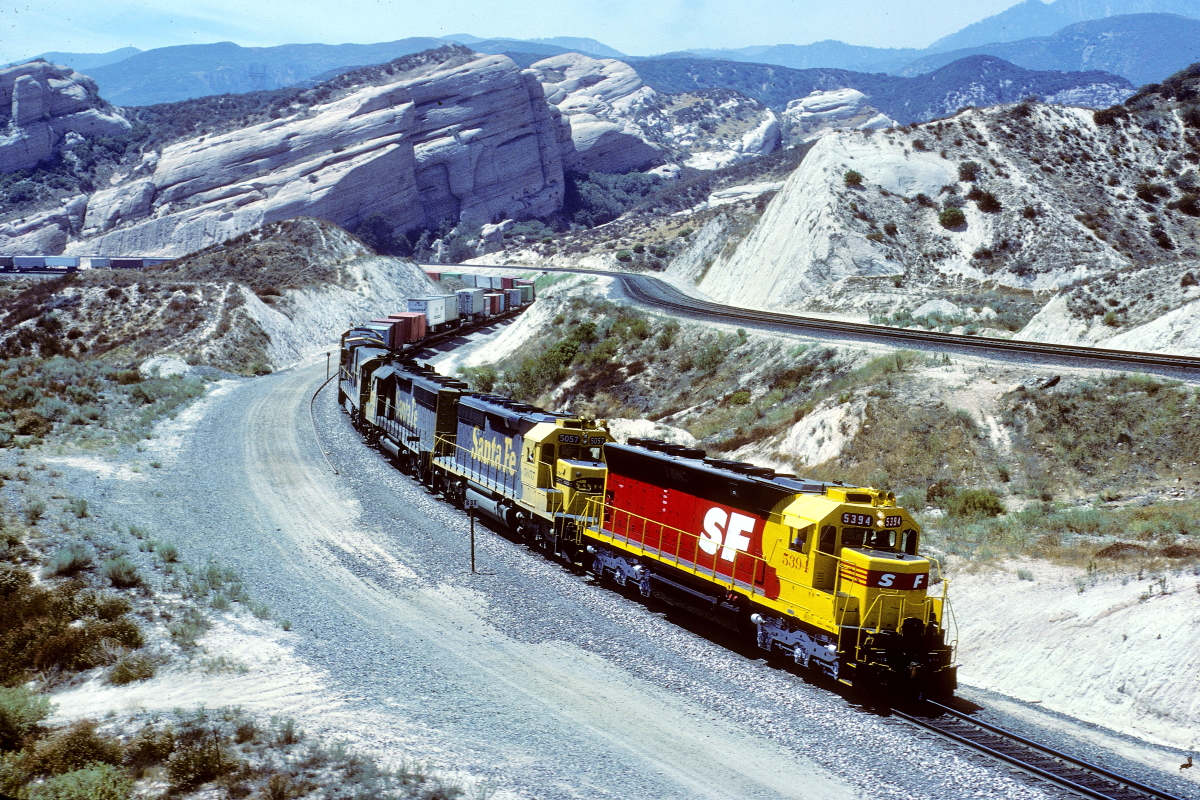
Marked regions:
[1,0,1022,63]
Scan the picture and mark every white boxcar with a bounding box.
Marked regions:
[408,297,448,328]
[457,288,485,316]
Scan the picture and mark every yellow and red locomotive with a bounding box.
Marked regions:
[581,439,956,700]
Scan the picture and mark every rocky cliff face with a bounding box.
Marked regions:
[781,89,897,143]
[529,53,781,174]
[0,61,129,173]
[692,94,1200,313]
[5,53,570,257]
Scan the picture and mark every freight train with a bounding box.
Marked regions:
[337,294,958,703]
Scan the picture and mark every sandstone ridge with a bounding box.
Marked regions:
[0,61,129,173]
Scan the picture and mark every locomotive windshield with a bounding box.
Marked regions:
[560,444,603,462]
[842,527,898,551]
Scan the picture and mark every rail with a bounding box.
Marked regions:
[894,702,1189,800]
[428,263,1200,375]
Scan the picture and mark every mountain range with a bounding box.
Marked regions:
[10,0,1200,106]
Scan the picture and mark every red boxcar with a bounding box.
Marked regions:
[388,312,426,343]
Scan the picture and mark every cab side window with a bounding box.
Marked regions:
[789,525,813,553]
[541,444,555,464]
[903,528,919,555]
[818,525,837,555]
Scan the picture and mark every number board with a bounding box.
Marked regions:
[559,434,580,444]
[884,515,902,528]
[842,512,873,526]
[588,436,606,445]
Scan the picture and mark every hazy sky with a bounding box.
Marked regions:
[1,0,1024,63]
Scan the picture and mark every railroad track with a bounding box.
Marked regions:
[893,702,1189,800]
[426,263,1200,375]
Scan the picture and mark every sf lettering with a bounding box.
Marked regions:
[700,508,754,561]
[876,573,926,589]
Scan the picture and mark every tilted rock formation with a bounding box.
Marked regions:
[528,53,782,173]
[0,62,130,172]
[41,54,567,257]
[528,53,663,174]
[689,99,1197,311]
[782,89,897,143]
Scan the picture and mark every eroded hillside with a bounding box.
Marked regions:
[0,218,435,373]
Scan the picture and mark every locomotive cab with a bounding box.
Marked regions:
[772,488,956,701]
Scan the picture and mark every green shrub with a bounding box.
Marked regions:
[101,557,144,589]
[24,763,132,800]
[67,498,88,519]
[944,489,1005,518]
[728,391,751,405]
[23,500,45,525]
[694,340,724,373]
[123,725,175,770]
[22,720,123,777]
[958,161,980,181]
[1103,310,1119,327]
[107,651,157,685]
[938,207,966,229]
[843,170,864,187]
[47,543,93,577]
[0,687,53,750]
[167,608,211,650]
[615,250,633,263]
[153,541,179,563]
[167,735,238,791]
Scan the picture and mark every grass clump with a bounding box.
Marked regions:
[101,557,145,589]
[46,543,94,577]
[0,686,54,749]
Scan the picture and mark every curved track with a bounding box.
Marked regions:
[893,702,1189,800]
[430,263,1200,375]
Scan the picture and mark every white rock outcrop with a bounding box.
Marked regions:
[698,134,959,307]
[0,62,130,172]
[527,53,663,174]
[44,54,567,258]
[782,89,897,143]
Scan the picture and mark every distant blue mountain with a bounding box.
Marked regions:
[901,13,1200,86]
[634,54,1134,122]
[927,0,1200,52]
[6,47,141,72]
[83,39,449,106]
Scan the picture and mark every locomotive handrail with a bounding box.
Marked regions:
[582,497,774,597]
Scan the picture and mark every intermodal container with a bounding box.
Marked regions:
[14,256,46,269]
[44,256,80,269]
[506,289,522,308]
[519,284,534,304]
[408,297,448,328]
[82,257,110,269]
[425,271,442,281]
[457,288,485,316]
[143,258,170,267]
[437,294,459,324]
[389,311,426,342]
[369,319,400,349]
[0,257,14,270]
[111,258,143,269]
[459,273,477,287]
[500,276,515,290]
